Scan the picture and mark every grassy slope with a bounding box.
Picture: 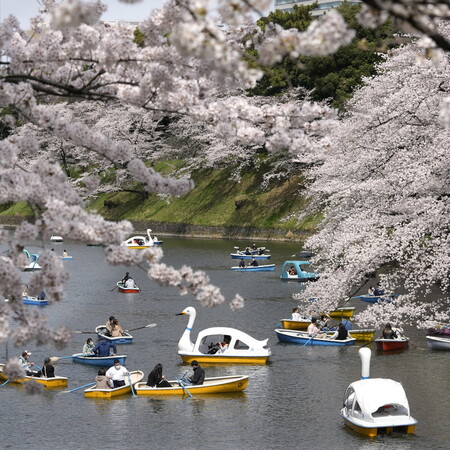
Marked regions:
[0,164,320,232]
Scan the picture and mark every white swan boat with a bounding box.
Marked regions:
[176,306,271,364]
[340,348,417,437]
[120,229,162,249]
[22,249,42,272]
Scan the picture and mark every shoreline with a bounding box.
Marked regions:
[0,215,310,243]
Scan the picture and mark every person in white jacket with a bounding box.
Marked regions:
[106,360,130,388]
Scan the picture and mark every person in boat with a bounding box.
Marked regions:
[244,247,252,255]
[373,283,384,296]
[249,257,258,267]
[106,359,130,388]
[37,290,46,300]
[110,318,124,337]
[105,316,116,336]
[288,266,297,275]
[83,338,95,356]
[307,317,322,337]
[40,358,55,378]
[22,285,29,297]
[62,249,68,258]
[92,339,117,357]
[95,368,110,389]
[239,258,245,268]
[291,307,302,321]
[125,277,135,289]
[368,285,375,295]
[121,272,131,285]
[19,351,38,376]
[146,363,172,388]
[330,323,349,341]
[183,360,205,386]
[382,323,397,339]
[252,243,257,251]
[318,314,332,330]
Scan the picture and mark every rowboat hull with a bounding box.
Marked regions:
[375,338,409,352]
[426,336,450,350]
[275,329,356,346]
[348,329,376,342]
[61,256,73,260]
[116,282,140,293]
[0,365,67,388]
[329,307,355,319]
[179,354,269,365]
[231,264,275,272]
[22,296,48,306]
[95,326,133,344]
[84,371,143,398]
[230,253,271,260]
[72,353,127,366]
[342,415,416,437]
[354,294,398,303]
[280,319,310,330]
[135,375,249,396]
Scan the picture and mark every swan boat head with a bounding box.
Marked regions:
[176,306,196,352]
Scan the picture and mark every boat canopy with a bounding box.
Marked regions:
[194,326,269,354]
[344,378,411,422]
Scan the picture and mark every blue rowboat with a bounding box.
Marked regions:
[275,329,356,346]
[72,353,127,366]
[231,264,275,272]
[95,326,133,344]
[280,261,319,282]
[352,294,399,303]
[22,296,48,306]
[230,252,271,260]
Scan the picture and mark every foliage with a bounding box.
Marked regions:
[250,3,398,109]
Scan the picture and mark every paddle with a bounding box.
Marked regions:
[303,335,314,346]
[176,377,193,398]
[74,323,156,334]
[60,382,96,394]
[128,374,136,397]
[49,356,73,363]
[1,379,9,387]
[110,285,118,292]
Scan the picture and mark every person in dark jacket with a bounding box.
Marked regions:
[40,358,55,378]
[331,323,348,341]
[187,360,205,385]
[146,363,172,388]
[92,339,117,357]
[238,259,245,268]
[249,257,258,267]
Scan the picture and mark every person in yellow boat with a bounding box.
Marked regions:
[95,368,110,389]
[291,308,302,321]
[183,360,205,386]
[19,351,38,376]
[106,360,130,388]
[40,358,55,378]
[146,363,172,388]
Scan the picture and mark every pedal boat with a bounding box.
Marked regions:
[275,329,356,346]
[177,307,271,364]
[0,364,68,388]
[96,326,133,344]
[134,375,249,396]
[120,229,162,249]
[341,348,417,437]
[280,261,319,281]
[84,370,143,398]
[72,353,127,366]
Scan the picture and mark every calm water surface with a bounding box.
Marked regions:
[1,237,449,450]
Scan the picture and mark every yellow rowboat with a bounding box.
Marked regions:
[348,329,376,342]
[280,319,310,331]
[180,354,269,365]
[134,375,249,396]
[84,371,143,398]
[0,364,68,388]
[328,307,355,319]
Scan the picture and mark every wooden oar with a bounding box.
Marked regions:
[60,382,96,394]
[176,377,193,398]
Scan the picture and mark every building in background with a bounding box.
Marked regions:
[274,0,361,16]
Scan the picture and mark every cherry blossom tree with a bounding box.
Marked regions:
[298,24,450,329]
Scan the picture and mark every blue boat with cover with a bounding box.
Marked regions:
[280,261,319,282]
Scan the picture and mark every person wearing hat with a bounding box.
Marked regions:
[41,357,55,378]
[185,360,205,386]
[19,351,38,376]
[106,359,130,388]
